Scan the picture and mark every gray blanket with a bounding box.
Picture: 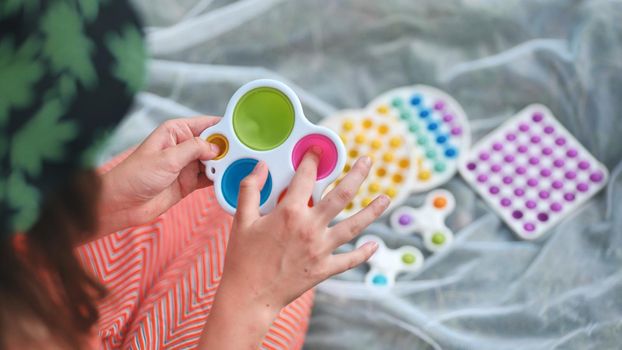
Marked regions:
[101,1,622,348]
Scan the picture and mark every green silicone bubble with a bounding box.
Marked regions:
[402,253,416,265]
[432,232,446,245]
[233,87,295,151]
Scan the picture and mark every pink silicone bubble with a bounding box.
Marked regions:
[292,134,338,180]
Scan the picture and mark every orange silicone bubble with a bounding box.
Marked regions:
[399,158,410,168]
[363,119,373,128]
[433,196,447,209]
[392,174,404,184]
[377,167,387,177]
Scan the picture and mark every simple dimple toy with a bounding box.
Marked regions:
[459,104,609,240]
[390,189,456,252]
[199,79,346,215]
[322,85,470,220]
[356,235,424,288]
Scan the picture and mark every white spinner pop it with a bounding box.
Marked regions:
[322,85,470,219]
[200,79,346,215]
[356,235,424,288]
[459,104,609,240]
[390,189,456,252]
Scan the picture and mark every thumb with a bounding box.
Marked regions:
[160,137,220,173]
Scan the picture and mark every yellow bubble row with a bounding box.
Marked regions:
[340,119,392,136]
[344,185,398,212]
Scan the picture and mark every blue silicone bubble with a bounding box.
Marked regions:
[372,274,388,286]
[222,158,272,208]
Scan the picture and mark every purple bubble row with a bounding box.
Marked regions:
[479,171,603,195]
[467,158,602,181]
[432,99,463,137]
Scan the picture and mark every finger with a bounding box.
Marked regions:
[177,162,213,197]
[315,156,372,222]
[235,161,269,223]
[160,137,220,173]
[196,169,213,189]
[326,241,379,276]
[142,117,221,150]
[328,195,390,246]
[282,147,320,206]
[177,116,222,136]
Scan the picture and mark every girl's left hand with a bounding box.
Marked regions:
[96,116,221,236]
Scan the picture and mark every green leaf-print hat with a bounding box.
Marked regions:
[0,0,146,236]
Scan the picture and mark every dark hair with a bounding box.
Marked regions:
[0,170,106,349]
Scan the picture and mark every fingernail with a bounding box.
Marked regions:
[377,195,390,207]
[361,156,371,166]
[364,241,379,252]
[310,145,323,156]
[209,142,220,154]
[253,160,265,173]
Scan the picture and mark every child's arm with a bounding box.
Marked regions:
[199,151,387,349]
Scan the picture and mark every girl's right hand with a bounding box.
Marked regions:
[200,148,388,349]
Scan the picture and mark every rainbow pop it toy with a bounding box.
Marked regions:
[200,79,346,215]
[459,104,609,240]
[322,85,470,219]
[356,235,424,288]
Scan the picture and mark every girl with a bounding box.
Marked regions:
[0,0,387,349]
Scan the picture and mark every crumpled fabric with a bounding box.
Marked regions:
[101,0,622,348]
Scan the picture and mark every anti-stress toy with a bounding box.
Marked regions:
[390,189,456,252]
[356,235,424,288]
[199,79,346,215]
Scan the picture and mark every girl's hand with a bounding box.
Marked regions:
[97,117,221,236]
[200,149,388,349]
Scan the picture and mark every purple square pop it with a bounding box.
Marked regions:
[459,105,609,240]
